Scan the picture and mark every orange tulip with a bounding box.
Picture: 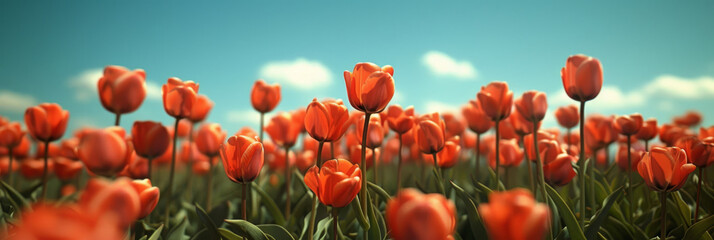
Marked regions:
[192,160,211,175]
[343,62,395,113]
[561,54,603,102]
[0,157,18,176]
[613,113,643,136]
[131,121,170,159]
[442,113,466,139]
[78,127,132,177]
[479,189,550,240]
[24,103,70,142]
[477,81,513,121]
[220,135,264,183]
[348,145,379,170]
[615,144,645,171]
[267,145,296,170]
[497,119,519,140]
[508,110,536,137]
[54,157,83,180]
[543,153,577,186]
[8,204,124,240]
[659,124,692,146]
[489,139,524,168]
[675,136,712,168]
[462,99,493,134]
[386,188,456,240]
[180,141,209,164]
[97,65,147,115]
[554,104,579,129]
[699,126,714,139]
[304,159,362,208]
[124,155,149,179]
[59,137,79,160]
[162,77,199,119]
[636,118,658,142]
[386,105,416,134]
[265,112,302,148]
[9,137,30,159]
[188,94,214,122]
[584,114,618,151]
[304,98,350,142]
[538,139,564,164]
[235,126,259,140]
[128,178,160,219]
[524,131,557,161]
[251,79,281,113]
[356,114,385,149]
[436,136,461,168]
[295,150,316,172]
[0,122,24,148]
[515,91,548,122]
[196,123,227,157]
[413,112,446,154]
[673,110,702,127]
[79,177,141,228]
[20,158,54,179]
[638,146,696,192]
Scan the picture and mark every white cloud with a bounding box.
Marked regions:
[549,85,646,111]
[258,58,332,90]
[423,100,460,114]
[422,51,477,79]
[642,75,714,99]
[145,81,162,100]
[0,90,38,113]
[69,68,162,101]
[391,90,406,104]
[225,109,275,124]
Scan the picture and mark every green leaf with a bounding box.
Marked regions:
[258,224,294,240]
[218,228,244,240]
[0,181,28,210]
[168,215,190,240]
[450,181,489,239]
[225,219,270,240]
[672,192,692,227]
[252,182,287,226]
[367,181,391,203]
[148,224,163,240]
[546,184,587,240]
[195,203,221,240]
[585,187,624,240]
[682,215,714,240]
[351,195,370,231]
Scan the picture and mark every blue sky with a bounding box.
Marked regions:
[1,1,714,135]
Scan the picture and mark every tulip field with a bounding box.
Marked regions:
[2,57,714,240]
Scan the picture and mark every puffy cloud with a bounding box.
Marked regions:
[642,75,714,99]
[258,58,332,90]
[0,90,38,113]
[423,100,460,114]
[422,51,477,79]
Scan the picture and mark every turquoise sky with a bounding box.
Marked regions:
[1,1,713,135]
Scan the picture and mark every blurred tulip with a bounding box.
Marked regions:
[24,103,69,142]
[267,146,296,171]
[343,62,395,113]
[162,77,199,119]
[176,119,192,138]
[296,150,316,172]
[59,137,79,160]
[235,126,259,140]
[20,158,53,179]
[131,121,170,159]
[9,137,30,159]
[356,114,385,149]
[561,54,603,102]
[129,178,160,219]
[304,98,350,142]
[615,144,645,171]
[220,135,264,183]
[442,113,466,138]
[413,113,446,154]
[477,81,513,121]
[304,159,362,208]
[673,111,702,127]
[613,113,643,136]
[195,123,227,157]
[554,104,579,129]
[0,157,18,176]
[538,139,564,165]
[676,136,712,168]
[386,105,415,134]
[265,112,302,148]
[659,124,692,146]
[349,145,379,170]
[188,94,214,122]
[462,100,493,134]
[192,160,211,175]
[436,137,461,168]
[97,66,147,119]
[488,139,524,168]
[8,204,124,240]
[524,131,557,161]
[584,114,618,151]
[251,79,281,113]
[638,146,696,192]
[508,110,536,137]
[125,156,149,179]
[543,154,577,186]
[479,189,550,240]
[386,189,456,240]
[515,90,548,122]
[78,127,131,177]
[35,142,61,158]
[79,177,141,228]
[54,157,83,181]
[0,122,24,148]
[636,118,658,143]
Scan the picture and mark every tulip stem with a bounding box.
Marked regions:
[165,118,180,228]
[660,191,667,239]
[627,135,634,223]
[259,113,265,143]
[330,142,335,159]
[185,123,195,202]
[359,113,371,216]
[505,167,510,189]
[644,140,649,152]
[533,123,549,206]
[521,136,535,193]
[475,133,481,177]
[147,158,153,181]
[578,101,586,229]
[115,113,121,126]
[566,128,570,150]
[397,134,403,191]
[284,146,292,219]
[372,147,379,186]
[433,153,445,195]
[40,141,50,200]
[242,182,248,220]
[317,141,325,166]
[307,140,324,240]
[206,157,215,211]
[494,120,501,190]
[695,168,703,223]
[333,207,339,240]
[6,147,14,186]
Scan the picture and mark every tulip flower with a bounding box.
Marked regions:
[59,137,79,160]
[188,94,214,123]
[53,157,83,181]
[636,118,658,150]
[659,124,692,147]
[79,177,141,228]
[125,156,149,179]
[675,136,713,222]
[477,81,513,188]
[355,114,384,149]
[78,127,131,177]
[128,178,160,219]
[386,188,456,240]
[195,123,226,209]
[20,158,54,179]
[515,91,548,123]
[304,159,362,240]
[304,98,349,143]
[700,126,714,139]
[343,62,395,114]
[509,110,536,137]
[543,154,577,186]
[461,99,493,175]
[435,136,461,169]
[0,122,24,183]
[672,110,702,128]
[25,103,69,199]
[638,146,696,238]
[131,121,169,180]
[386,105,415,135]
[97,65,147,126]
[488,139,524,188]
[615,144,645,172]
[220,135,264,219]
[348,145,379,170]
[251,79,281,114]
[413,112,446,155]
[442,113,466,139]
[264,111,303,217]
[8,204,124,240]
[554,104,579,129]
[613,113,644,222]
[479,189,550,240]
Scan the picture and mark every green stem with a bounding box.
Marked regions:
[259,113,264,143]
[494,120,501,190]
[359,113,371,216]
[147,158,153,181]
[40,141,50,200]
[6,147,14,186]
[372,148,378,185]
[695,168,703,223]
[627,136,633,223]
[578,101,586,228]
[284,146,292,220]
[164,118,180,228]
[242,182,248,220]
[308,141,324,240]
[433,153,445,195]
[522,136,535,193]
[333,207,339,240]
[661,191,667,239]
[115,113,121,126]
[533,123,548,204]
[475,133,481,177]
[397,134,403,191]
[206,156,215,210]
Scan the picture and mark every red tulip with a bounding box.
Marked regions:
[462,100,493,134]
[356,114,385,149]
[524,131,557,161]
[613,113,643,136]
[479,189,550,240]
[162,77,199,119]
[124,156,149,179]
[53,157,83,180]
[220,135,264,183]
[196,123,227,157]
[442,113,466,139]
[192,160,211,175]
[267,145,296,171]
[497,119,519,140]
[659,124,692,146]
[0,122,24,148]
[59,137,79,160]
[8,204,124,240]
[131,121,170,159]
[675,136,713,168]
[235,126,259,140]
[615,144,645,171]
[584,114,618,150]
[554,104,579,129]
[673,111,702,127]
[413,113,446,154]
[97,65,147,115]
[477,81,513,121]
[24,103,69,142]
[543,154,577,186]
[20,158,53,179]
[515,91,548,122]
[79,177,141,228]
[386,105,415,134]
[304,98,350,142]
[508,110,536,137]
[304,159,362,208]
[638,146,696,192]
[295,150,316,172]
[0,157,18,176]
[636,118,658,141]
[343,62,395,113]
[436,137,461,168]
[251,79,281,113]
[78,127,131,177]
[180,141,209,164]
[349,145,379,170]
[129,178,160,219]
[489,139,524,168]
[188,94,214,123]
[265,112,302,148]
[386,188,456,240]
[561,54,603,102]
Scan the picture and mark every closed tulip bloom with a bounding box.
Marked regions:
[54,157,83,180]
[251,80,281,113]
[561,54,603,102]
[509,110,536,137]
[515,91,548,122]
[613,113,643,136]
[21,158,54,179]
[267,144,295,170]
[489,139,525,168]
[413,113,446,154]
[192,160,211,175]
[638,147,696,192]
[220,135,264,183]
[442,113,466,138]
[235,126,259,140]
[479,189,550,240]
[304,98,350,142]
[348,145,379,169]
[386,105,415,134]
[584,114,618,150]
[543,154,577,186]
[436,137,461,168]
[128,179,160,219]
[97,65,147,114]
[304,159,362,208]
[524,131,557,161]
[24,103,70,142]
[78,127,131,177]
[131,121,170,159]
[0,122,24,148]
[59,138,80,160]
[295,150,316,172]
[356,114,385,149]
[462,100,493,134]
[162,77,199,119]
[636,118,658,141]
[265,112,302,148]
[386,189,456,240]
[79,177,141,228]
[125,156,149,179]
[497,119,519,140]
[539,139,564,165]
[659,124,692,146]
[616,144,645,171]
[673,111,702,127]
[554,105,579,129]
[343,62,395,113]
[196,123,227,157]
[188,94,214,122]
[675,136,712,168]
[477,81,513,121]
[8,204,124,240]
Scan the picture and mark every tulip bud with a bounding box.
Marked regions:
[554,105,579,129]
[220,135,264,183]
[304,159,362,208]
[78,127,131,177]
[479,189,550,240]
[24,103,70,142]
[98,65,147,115]
[162,77,199,119]
[251,80,281,113]
[343,62,395,113]
[386,188,456,240]
[477,81,513,122]
[561,54,603,102]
